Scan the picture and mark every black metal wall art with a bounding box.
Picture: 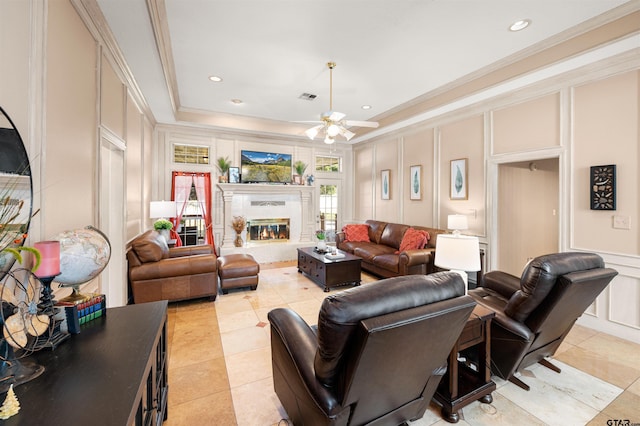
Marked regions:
[590,164,616,210]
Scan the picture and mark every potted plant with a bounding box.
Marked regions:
[153,218,173,242]
[315,229,327,251]
[216,156,231,183]
[293,161,307,184]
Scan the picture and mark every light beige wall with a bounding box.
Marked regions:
[101,57,125,139]
[0,1,30,137]
[493,93,560,154]
[497,159,559,275]
[374,137,400,222]
[439,115,485,236]
[354,145,374,221]
[402,128,434,226]
[45,0,98,237]
[126,93,143,240]
[573,70,639,254]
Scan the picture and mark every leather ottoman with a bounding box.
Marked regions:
[217,253,260,294]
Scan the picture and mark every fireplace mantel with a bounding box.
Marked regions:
[217,183,315,255]
[217,183,314,196]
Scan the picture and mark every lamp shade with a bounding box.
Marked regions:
[150,201,176,219]
[434,234,480,272]
[447,214,468,231]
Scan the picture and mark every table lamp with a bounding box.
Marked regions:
[447,214,468,236]
[434,226,480,294]
[150,200,176,220]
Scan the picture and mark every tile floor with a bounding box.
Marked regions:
[164,262,640,426]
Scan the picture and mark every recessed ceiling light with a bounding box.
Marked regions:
[230,99,243,105]
[361,105,372,110]
[509,19,531,32]
[208,75,223,82]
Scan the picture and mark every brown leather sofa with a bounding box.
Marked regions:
[336,219,447,278]
[127,230,218,304]
[468,252,617,390]
[268,272,476,426]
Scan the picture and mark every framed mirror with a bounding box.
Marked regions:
[0,106,33,276]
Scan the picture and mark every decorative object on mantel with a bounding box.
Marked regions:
[306,174,315,186]
[293,161,307,185]
[590,164,616,210]
[216,156,231,183]
[232,216,246,247]
[0,384,20,419]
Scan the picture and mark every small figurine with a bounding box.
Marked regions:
[0,384,20,419]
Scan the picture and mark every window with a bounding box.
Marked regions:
[173,144,210,165]
[315,156,341,172]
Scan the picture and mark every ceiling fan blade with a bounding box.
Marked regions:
[345,120,379,128]
[339,127,355,141]
[328,111,346,122]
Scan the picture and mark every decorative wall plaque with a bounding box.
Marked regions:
[590,164,616,210]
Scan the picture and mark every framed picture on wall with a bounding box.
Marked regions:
[590,164,616,210]
[410,165,422,200]
[450,158,468,200]
[381,169,390,200]
[228,167,240,183]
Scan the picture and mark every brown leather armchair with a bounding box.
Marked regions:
[468,252,617,390]
[127,230,218,304]
[268,272,476,426]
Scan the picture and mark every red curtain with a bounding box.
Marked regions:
[170,171,216,254]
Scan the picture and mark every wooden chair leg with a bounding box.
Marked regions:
[539,358,561,373]
[508,375,530,391]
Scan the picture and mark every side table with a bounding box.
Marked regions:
[433,304,496,423]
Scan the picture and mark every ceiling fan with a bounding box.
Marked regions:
[302,62,379,144]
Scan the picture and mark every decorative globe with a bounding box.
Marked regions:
[53,226,111,287]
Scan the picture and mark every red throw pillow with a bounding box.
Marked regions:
[343,224,370,242]
[396,228,429,254]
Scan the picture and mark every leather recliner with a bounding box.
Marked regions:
[468,252,617,390]
[127,230,218,303]
[268,272,476,426]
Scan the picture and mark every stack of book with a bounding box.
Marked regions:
[56,294,106,334]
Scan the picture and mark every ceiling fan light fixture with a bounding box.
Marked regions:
[305,127,319,140]
[326,124,341,137]
[302,61,379,144]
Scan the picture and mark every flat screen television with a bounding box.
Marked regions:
[240,150,292,184]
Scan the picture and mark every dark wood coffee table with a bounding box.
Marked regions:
[433,304,496,423]
[297,247,362,292]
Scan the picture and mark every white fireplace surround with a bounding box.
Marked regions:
[217,183,315,262]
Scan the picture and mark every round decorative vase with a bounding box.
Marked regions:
[234,232,243,247]
[316,240,327,251]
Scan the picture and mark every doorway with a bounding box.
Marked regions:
[497,158,559,275]
[316,179,341,242]
[99,133,126,307]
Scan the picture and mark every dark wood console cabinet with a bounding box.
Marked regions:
[5,301,169,425]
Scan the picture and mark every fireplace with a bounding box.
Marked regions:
[247,218,290,242]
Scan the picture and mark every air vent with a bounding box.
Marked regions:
[299,93,317,101]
